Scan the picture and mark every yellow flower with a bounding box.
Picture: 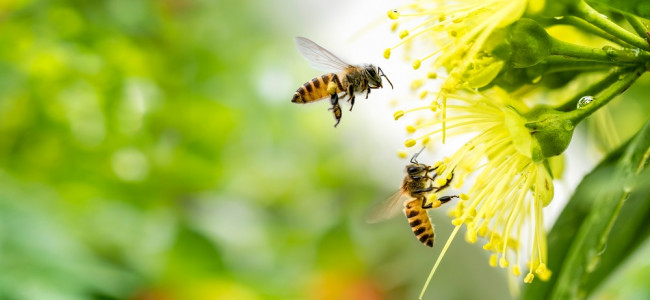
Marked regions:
[397,90,554,298]
[385,0,542,90]
[385,0,543,143]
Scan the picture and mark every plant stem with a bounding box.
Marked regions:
[563,67,645,125]
[624,13,649,38]
[543,56,625,74]
[572,0,650,50]
[555,68,632,112]
[548,16,627,47]
[550,36,650,62]
[550,37,612,61]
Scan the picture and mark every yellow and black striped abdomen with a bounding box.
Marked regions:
[291,73,343,103]
[404,198,434,247]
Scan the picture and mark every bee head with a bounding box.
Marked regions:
[406,163,427,176]
[364,65,393,89]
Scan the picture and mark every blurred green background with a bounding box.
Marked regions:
[0,0,546,299]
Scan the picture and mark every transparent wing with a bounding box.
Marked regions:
[294,37,352,73]
[365,190,408,224]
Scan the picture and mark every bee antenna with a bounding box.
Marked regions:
[410,146,426,164]
[378,67,393,89]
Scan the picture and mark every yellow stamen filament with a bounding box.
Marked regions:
[420,225,462,299]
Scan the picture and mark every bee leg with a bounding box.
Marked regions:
[329,93,342,127]
[347,85,355,111]
[413,186,435,208]
[433,170,454,192]
[438,195,459,205]
[420,195,436,209]
[421,194,458,209]
[365,87,370,99]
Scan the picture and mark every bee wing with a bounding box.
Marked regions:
[365,190,409,224]
[294,37,352,73]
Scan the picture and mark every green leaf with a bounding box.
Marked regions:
[590,0,650,19]
[581,168,650,295]
[523,119,650,300]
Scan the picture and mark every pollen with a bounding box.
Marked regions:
[489,254,498,267]
[431,199,442,208]
[412,59,422,70]
[406,125,417,133]
[524,273,535,283]
[387,9,400,20]
[419,90,428,99]
[393,110,404,120]
[430,101,439,112]
[459,193,469,200]
[538,269,552,281]
[391,22,398,32]
[399,29,409,39]
[465,228,477,243]
[499,257,509,268]
[435,177,447,186]
[405,139,416,148]
[483,241,493,251]
[383,48,391,59]
[327,81,337,95]
[478,225,488,236]
[452,218,463,226]
[410,79,423,90]
[536,263,548,275]
[422,136,431,145]
[397,150,408,158]
[427,72,438,79]
[513,266,521,276]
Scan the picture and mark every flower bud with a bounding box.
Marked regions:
[524,106,575,161]
[508,19,551,68]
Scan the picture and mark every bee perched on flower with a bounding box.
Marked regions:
[394,89,555,296]
[380,0,650,299]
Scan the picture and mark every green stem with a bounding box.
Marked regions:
[624,13,649,38]
[555,68,632,112]
[550,36,650,62]
[572,0,650,50]
[543,56,625,74]
[550,37,613,61]
[549,16,627,47]
[563,67,644,125]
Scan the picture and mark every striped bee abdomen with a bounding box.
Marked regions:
[291,73,342,103]
[404,198,434,247]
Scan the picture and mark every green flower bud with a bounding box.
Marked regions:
[508,19,551,68]
[524,106,575,161]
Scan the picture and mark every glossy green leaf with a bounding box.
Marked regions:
[523,119,650,300]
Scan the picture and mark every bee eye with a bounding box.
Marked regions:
[407,165,421,174]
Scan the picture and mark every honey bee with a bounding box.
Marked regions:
[368,149,459,247]
[292,37,393,127]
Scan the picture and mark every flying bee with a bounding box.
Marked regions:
[292,37,393,127]
[367,148,459,247]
